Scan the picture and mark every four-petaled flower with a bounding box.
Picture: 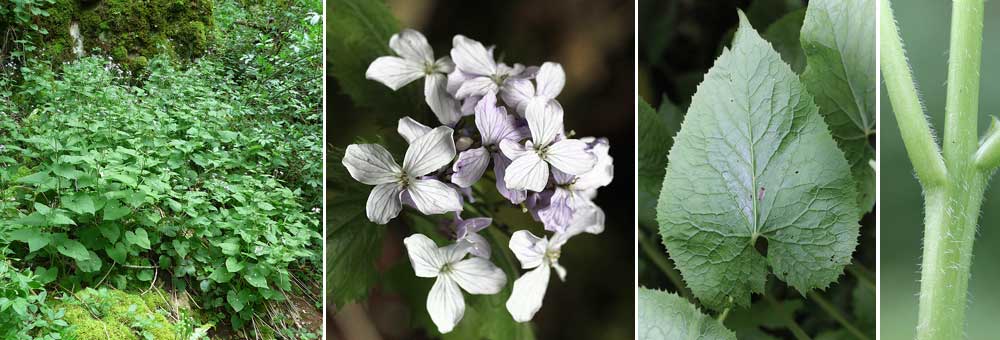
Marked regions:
[366,29,461,125]
[449,35,536,108]
[342,126,463,224]
[502,61,565,116]
[536,137,614,233]
[505,206,597,322]
[405,233,507,333]
[500,100,596,192]
[451,92,529,203]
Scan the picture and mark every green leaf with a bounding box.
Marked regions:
[62,193,97,215]
[34,267,57,284]
[328,0,424,122]
[52,163,83,179]
[218,239,240,256]
[244,264,269,289]
[209,266,235,283]
[227,289,250,312]
[49,212,75,225]
[763,8,807,73]
[76,250,102,273]
[656,12,859,311]
[637,287,736,340]
[106,242,127,263]
[9,229,51,252]
[56,239,92,261]
[800,0,875,214]
[226,257,245,273]
[125,228,152,250]
[638,97,677,229]
[102,200,132,221]
[327,191,384,308]
[15,170,53,185]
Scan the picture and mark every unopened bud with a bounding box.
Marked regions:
[456,136,474,151]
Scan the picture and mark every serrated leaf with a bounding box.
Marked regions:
[656,12,860,311]
[56,239,91,261]
[15,170,52,185]
[763,8,807,73]
[226,257,245,273]
[218,239,240,256]
[638,97,677,229]
[800,0,875,214]
[9,229,51,252]
[76,250,102,273]
[227,289,248,312]
[637,288,736,340]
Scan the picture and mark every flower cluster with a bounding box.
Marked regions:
[342,29,614,333]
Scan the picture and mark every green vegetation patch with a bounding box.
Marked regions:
[58,288,186,340]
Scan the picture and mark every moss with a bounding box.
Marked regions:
[33,0,213,70]
[56,288,184,340]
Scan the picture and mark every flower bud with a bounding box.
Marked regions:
[456,136,474,151]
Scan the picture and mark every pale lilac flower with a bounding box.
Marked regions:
[451,213,493,259]
[505,207,597,322]
[366,29,461,125]
[536,138,613,233]
[342,126,463,224]
[500,102,596,192]
[501,62,565,116]
[449,35,536,103]
[451,93,529,203]
[404,233,507,333]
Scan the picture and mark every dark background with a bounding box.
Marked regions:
[328,0,635,339]
[638,0,876,339]
[881,1,1000,339]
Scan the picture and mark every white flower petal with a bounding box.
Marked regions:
[460,232,492,259]
[450,35,497,76]
[404,233,444,278]
[427,276,465,334]
[398,117,432,144]
[435,56,455,73]
[550,204,603,248]
[366,183,403,224]
[504,152,549,192]
[451,147,490,188]
[440,242,472,264]
[506,263,551,322]
[573,138,614,190]
[403,126,456,176]
[500,78,535,116]
[492,153,527,204]
[449,257,506,294]
[425,74,461,126]
[366,56,425,90]
[509,230,547,269]
[498,139,530,160]
[545,139,596,175]
[525,100,564,146]
[535,62,565,99]
[343,144,402,185]
[390,29,434,63]
[446,70,472,95]
[455,76,498,99]
[408,179,463,215]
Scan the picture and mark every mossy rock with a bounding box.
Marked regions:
[34,0,213,70]
[56,288,184,340]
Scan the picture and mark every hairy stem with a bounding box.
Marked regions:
[878,0,946,187]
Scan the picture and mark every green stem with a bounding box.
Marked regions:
[914,0,987,339]
[764,295,811,340]
[717,307,730,323]
[807,291,870,340]
[878,0,947,187]
[637,231,692,300]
